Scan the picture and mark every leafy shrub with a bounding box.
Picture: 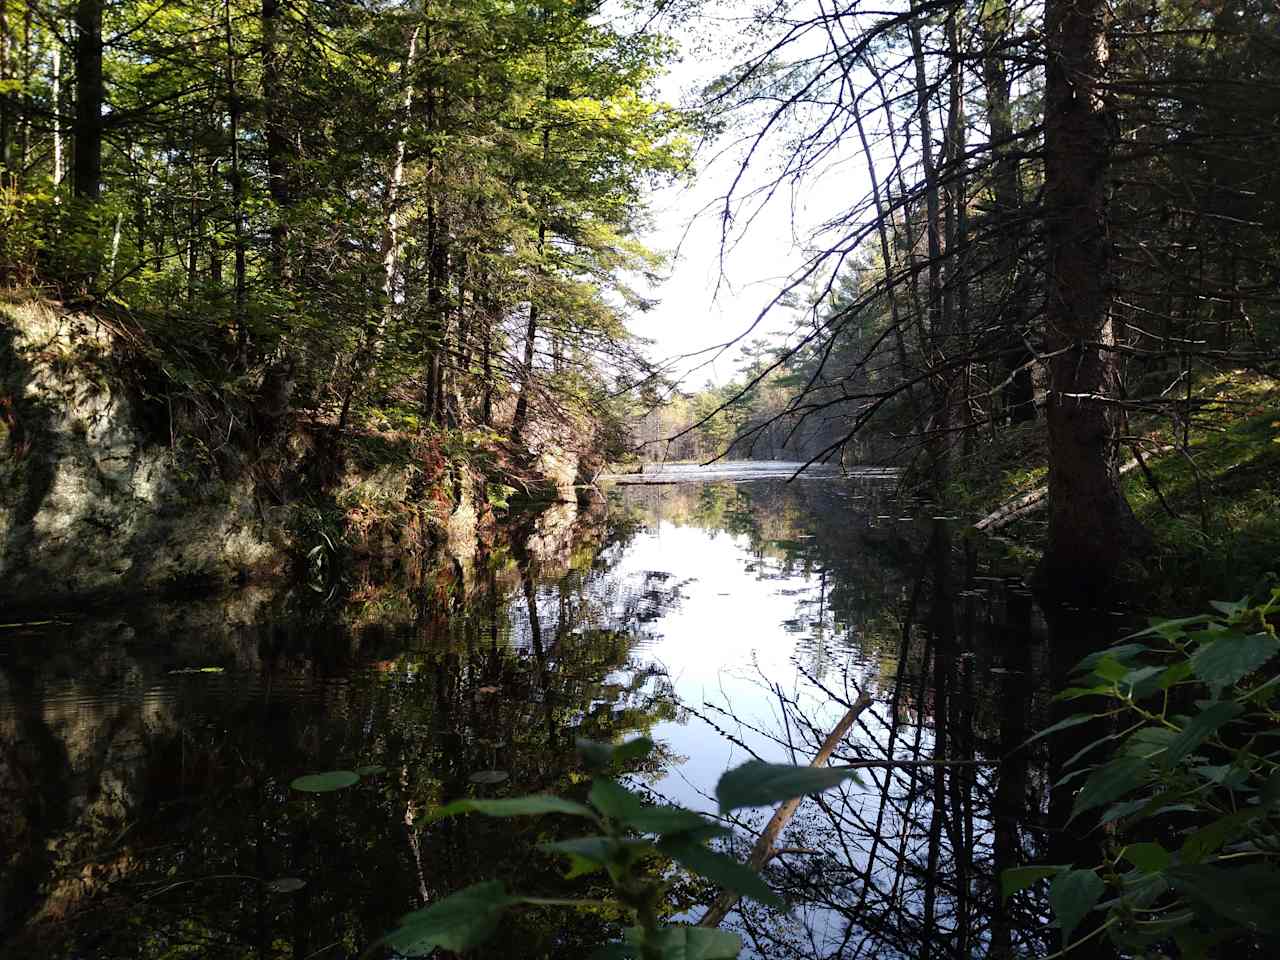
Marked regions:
[1004,589,1280,956]
[297,738,867,958]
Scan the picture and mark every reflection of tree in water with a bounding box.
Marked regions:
[1,502,687,958]
[615,478,923,680]
[700,522,1084,959]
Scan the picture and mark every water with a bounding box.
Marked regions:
[0,464,1115,958]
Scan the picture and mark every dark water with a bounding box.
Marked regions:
[0,465,1117,958]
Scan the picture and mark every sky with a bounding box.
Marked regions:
[625,12,816,390]
[627,5,875,391]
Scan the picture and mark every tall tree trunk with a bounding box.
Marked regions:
[512,120,550,438]
[73,0,103,199]
[261,0,291,283]
[982,0,1035,424]
[943,10,972,456]
[1039,0,1147,595]
[223,0,247,344]
[338,24,419,434]
[19,3,29,174]
[51,44,63,186]
[187,126,200,301]
[909,9,951,479]
[1,0,11,177]
[480,296,494,427]
[420,21,448,425]
[511,295,539,436]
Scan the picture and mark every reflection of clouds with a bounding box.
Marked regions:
[596,479,1052,959]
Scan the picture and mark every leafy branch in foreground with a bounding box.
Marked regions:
[295,737,868,959]
[1003,588,1280,957]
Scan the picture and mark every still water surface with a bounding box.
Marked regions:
[1,464,1112,958]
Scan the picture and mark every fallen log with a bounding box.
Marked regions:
[974,445,1174,533]
[698,692,874,928]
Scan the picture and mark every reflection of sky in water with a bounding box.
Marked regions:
[581,485,1014,959]
[607,520,876,813]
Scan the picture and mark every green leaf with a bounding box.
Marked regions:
[589,780,717,836]
[290,771,359,793]
[628,806,719,837]
[1121,842,1171,873]
[1100,796,1154,826]
[1022,713,1105,747]
[1121,665,1166,695]
[624,926,742,960]
[590,778,646,820]
[1157,662,1194,690]
[1180,809,1259,864]
[1091,657,1131,683]
[1000,865,1065,902]
[657,836,784,910]
[716,761,856,813]
[541,836,652,878]
[577,737,654,772]
[1075,643,1152,670]
[354,764,386,777]
[431,795,597,822]
[1190,633,1280,691]
[1209,597,1251,618]
[1122,726,1178,759]
[383,881,519,956]
[1167,864,1280,933]
[1127,616,1213,640]
[468,770,510,784]
[1070,757,1149,822]
[615,737,656,764]
[1049,869,1106,944]
[1054,684,1112,702]
[588,946,640,960]
[1165,702,1243,763]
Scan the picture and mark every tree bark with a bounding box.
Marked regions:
[73,0,103,199]
[51,44,62,186]
[981,0,1036,424]
[1,0,11,176]
[261,0,291,283]
[222,0,247,342]
[338,24,419,433]
[698,693,874,928]
[909,8,951,480]
[1039,0,1148,595]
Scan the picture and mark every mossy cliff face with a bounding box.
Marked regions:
[0,300,281,605]
[0,298,599,608]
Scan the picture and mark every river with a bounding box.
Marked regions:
[1,463,1121,958]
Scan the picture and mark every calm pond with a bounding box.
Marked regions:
[1,463,1122,958]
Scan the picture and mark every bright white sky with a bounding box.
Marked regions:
[628,5,875,390]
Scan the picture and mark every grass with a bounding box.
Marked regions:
[1123,372,1280,606]
[954,370,1280,608]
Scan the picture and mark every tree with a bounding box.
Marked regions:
[1038,0,1149,590]
[71,0,101,199]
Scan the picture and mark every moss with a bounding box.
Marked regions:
[954,371,1280,608]
[1124,374,1280,607]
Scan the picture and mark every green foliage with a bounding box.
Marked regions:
[715,760,860,813]
[1004,589,1280,954]
[290,770,362,793]
[314,735,867,959]
[380,881,523,957]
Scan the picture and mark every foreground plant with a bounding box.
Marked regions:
[1003,588,1280,956]
[297,737,866,958]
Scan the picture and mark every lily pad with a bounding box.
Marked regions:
[291,771,359,793]
[267,877,306,894]
[469,770,510,785]
[354,764,387,777]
